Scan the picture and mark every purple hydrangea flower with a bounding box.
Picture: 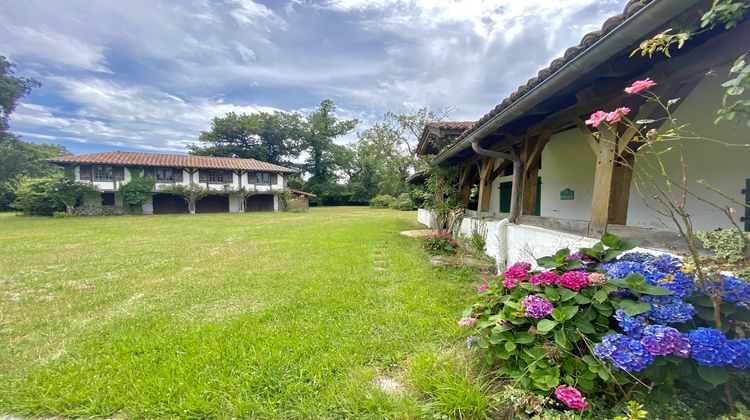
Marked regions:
[617,252,654,264]
[685,328,737,367]
[705,275,750,309]
[640,325,691,357]
[522,295,554,318]
[614,309,647,337]
[644,272,695,299]
[641,296,696,324]
[646,254,683,275]
[566,251,595,264]
[466,336,480,349]
[594,334,654,372]
[728,339,750,369]
[600,261,649,279]
[609,288,633,298]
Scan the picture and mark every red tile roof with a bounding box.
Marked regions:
[425,121,475,131]
[49,151,296,173]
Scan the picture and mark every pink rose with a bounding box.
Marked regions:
[477,283,490,293]
[605,107,630,124]
[625,78,657,94]
[585,110,608,127]
[555,385,587,411]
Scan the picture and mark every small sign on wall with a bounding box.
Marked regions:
[560,188,575,200]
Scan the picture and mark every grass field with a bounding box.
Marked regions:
[0,207,492,418]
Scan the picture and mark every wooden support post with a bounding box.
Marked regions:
[589,125,618,237]
[477,157,496,212]
[458,166,472,207]
[521,132,550,215]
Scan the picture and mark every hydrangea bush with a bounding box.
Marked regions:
[460,233,750,412]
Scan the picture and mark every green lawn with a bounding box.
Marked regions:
[0,207,491,418]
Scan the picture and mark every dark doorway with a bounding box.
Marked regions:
[499,177,541,215]
[196,195,229,213]
[101,192,115,206]
[245,195,274,212]
[153,193,189,214]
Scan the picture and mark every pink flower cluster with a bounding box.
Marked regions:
[588,272,607,285]
[529,271,559,286]
[522,295,554,318]
[585,107,630,127]
[477,283,490,293]
[502,262,531,288]
[554,385,587,411]
[556,271,592,291]
[624,78,657,94]
[458,316,477,328]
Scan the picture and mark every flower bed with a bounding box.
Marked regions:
[460,233,750,413]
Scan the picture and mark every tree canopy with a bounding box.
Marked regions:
[190,111,304,166]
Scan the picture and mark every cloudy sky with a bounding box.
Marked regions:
[3,0,628,154]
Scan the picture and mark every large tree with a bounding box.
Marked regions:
[0,56,40,132]
[190,111,304,166]
[0,56,67,210]
[300,99,358,196]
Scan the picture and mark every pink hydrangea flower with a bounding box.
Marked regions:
[556,271,592,291]
[555,385,587,411]
[529,271,559,286]
[522,295,554,318]
[625,78,657,94]
[605,107,630,124]
[585,110,608,127]
[502,262,531,288]
[477,283,490,293]
[458,316,477,328]
[588,272,607,285]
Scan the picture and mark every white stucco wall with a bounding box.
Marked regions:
[418,208,440,228]
[485,67,749,232]
[229,194,241,213]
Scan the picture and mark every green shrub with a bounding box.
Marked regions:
[391,193,415,211]
[119,173,155,212]
[697,229,749,263]
[422,232,458,255]
[12,176,98,216]
[369,194,395,208]
[52,211,67,218]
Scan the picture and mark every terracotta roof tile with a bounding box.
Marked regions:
[49,151,296,173]
[425,121,475,131]
[440,0,654,156]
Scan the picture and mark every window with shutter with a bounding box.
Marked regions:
[144,167,155,178]
[224,171,234,183]
[114,166,125,180]
[270,173,278,185]
[256,172,270,184]
[93,165,114,180]
[206,171,224,183]
[155,167,174,182]
[199,170,207,182]
[172,168,183,182]
[79,165,92,180]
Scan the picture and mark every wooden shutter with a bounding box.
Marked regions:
[248,172,256,184]
[198,170,207,182]
[144,167,155,178]
[172,168,183,182]
[79,165,92,180]
[270,173,278,185]
[113,166,125,180]
[224,171,233,183]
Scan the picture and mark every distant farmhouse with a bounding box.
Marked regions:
[414,0,749,258]
[49,151,296,214]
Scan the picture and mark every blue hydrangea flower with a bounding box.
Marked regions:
[640,325,691,357]
[594,334,654,372]
[614,309,647,337]
[728,339,750,369]
[641,296,696,324]
[685,328,737,367]
[617,252,654,264]
[644,272,695,299]
[704,276,750,309]
[600,261,649,279]
[645,254,683,275]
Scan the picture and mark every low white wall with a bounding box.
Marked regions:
[420,210,670,271]
[417,208,439,229]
